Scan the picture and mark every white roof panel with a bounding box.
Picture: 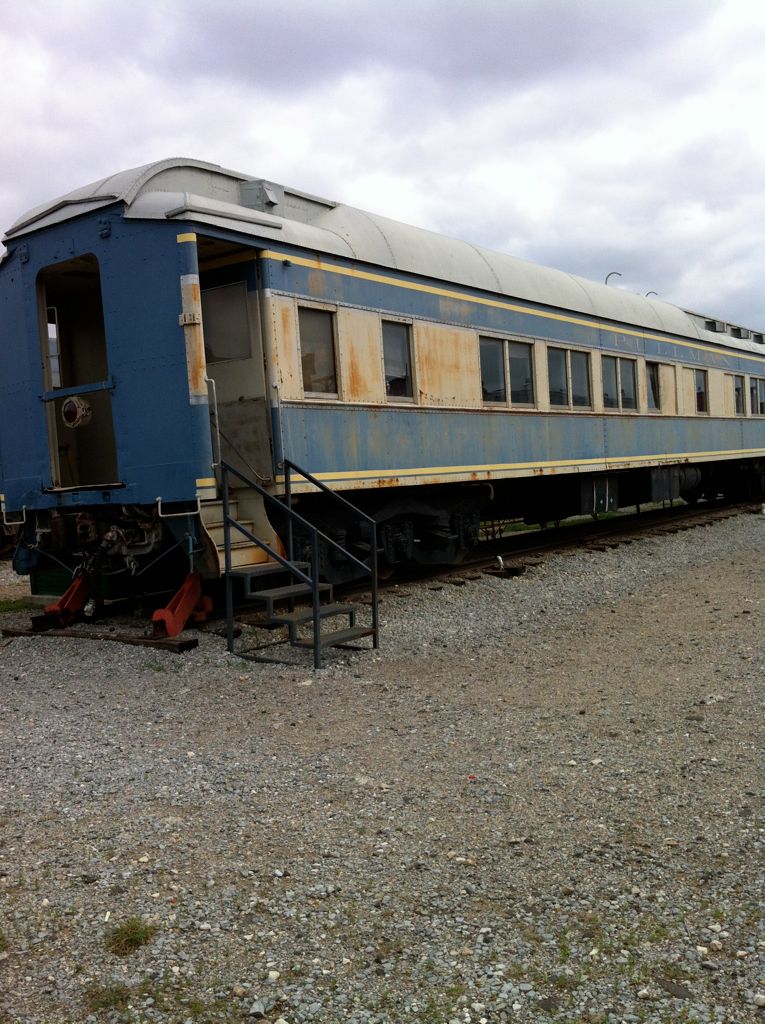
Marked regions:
[5,158,762,354]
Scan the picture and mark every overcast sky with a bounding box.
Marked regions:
[2,0,763,327]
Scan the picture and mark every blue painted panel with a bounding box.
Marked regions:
[0,210,214,511]
[279,403,754,482]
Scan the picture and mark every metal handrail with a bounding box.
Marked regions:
[205,376,222,468]
[220,458,379,668]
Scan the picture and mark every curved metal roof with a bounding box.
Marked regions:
[5,158,762,354]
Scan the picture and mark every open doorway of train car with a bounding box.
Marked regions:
[196,237,272,483]
[37,255,119,489]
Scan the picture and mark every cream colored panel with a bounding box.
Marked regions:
[534,341,549,411]
[661,364,677,415]
[636,358,647,412]
[590,354,604,413]
[268,296,302,399]
[414,323,481,407]
[337,308,384,403]
[681,367,696,415]
[708,369,724,416]
[723,375,735,417]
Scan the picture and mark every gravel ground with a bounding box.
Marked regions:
[0,512,763,1024]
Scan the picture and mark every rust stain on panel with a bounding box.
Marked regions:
[415,322,481,408]
[338,308,384,402]
[180,276,208,401]
[307,269,327,297]
[270,297,302,399]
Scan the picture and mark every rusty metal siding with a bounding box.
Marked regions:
[268,295,303,400]
[277,402,757,493]
[337,308,385,403]
[414,322,481,408]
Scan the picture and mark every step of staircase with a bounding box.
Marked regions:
[210,470,378,666]
[225,544,273,569]
[246,581,331,618]
[200,497,238,524]
[206,519,255,546]
[230,562,310,596]
[292,625,376,649]
[201,499,273,571]
[271,602,356,626]
[271,602,357,641]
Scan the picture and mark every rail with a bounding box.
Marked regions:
[220,459,379,668]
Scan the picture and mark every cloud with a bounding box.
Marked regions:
[0,0,763,326]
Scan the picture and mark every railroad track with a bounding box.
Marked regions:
[364,498,762,593]
[3,500,758,654]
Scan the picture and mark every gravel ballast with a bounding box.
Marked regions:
[0,512,763,1023]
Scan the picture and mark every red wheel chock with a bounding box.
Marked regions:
[43,574,91,627]
[152,571,212,638]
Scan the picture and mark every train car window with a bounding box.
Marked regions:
[620,359,637,410]
[603,355,636,411]
[201,282,251,363]
[602,356,619,408]
[695,369,709,413]
[733,375,746,415]
[45,307,62,389]
[548,348,568,406]
[570,351,591,408]
[298,307,338,395]
[646,362,661,410]
[508,341,534,405]
[479,338,506,402]
[751,377,765,415]
[382,321,413,399]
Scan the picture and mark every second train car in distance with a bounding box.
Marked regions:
[0,157,764,606]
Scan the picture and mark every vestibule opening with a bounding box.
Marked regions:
[197,237,272,482]
[37,254,119,488]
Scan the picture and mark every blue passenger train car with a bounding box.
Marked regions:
[0,158,763,621]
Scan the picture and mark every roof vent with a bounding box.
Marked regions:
[752,333,763,345]
[730,326,750,339]
[240,180,284,213]
[704,319,727,332]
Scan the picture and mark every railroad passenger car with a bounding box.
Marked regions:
[0,158,763,617]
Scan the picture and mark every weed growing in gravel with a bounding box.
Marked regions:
[83,982,132,1011]
[0,928,8,953]
[0,597,32,612]
[104,916,159,955]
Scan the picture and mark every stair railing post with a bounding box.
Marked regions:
[311,531,321,670]
[371,520,379,649]
[284,461,295,563]
[222,464,234,654]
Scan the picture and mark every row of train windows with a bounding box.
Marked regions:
[297,307,765,415]
[299,308,414,398]
[482,340,660,412]
[733,374,765,415]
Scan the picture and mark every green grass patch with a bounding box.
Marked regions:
[104,916,159,955]
[0,597,31,613]
[83,982,132,1012]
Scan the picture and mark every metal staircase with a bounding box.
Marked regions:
[218,459,379,668]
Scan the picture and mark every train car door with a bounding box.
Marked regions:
[198,246,273,483]
[38,255,120,489]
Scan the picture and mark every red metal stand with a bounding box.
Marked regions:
[152,571,212,637]
[43,574,91,627]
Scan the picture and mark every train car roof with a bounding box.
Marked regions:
[4,157,763,355]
